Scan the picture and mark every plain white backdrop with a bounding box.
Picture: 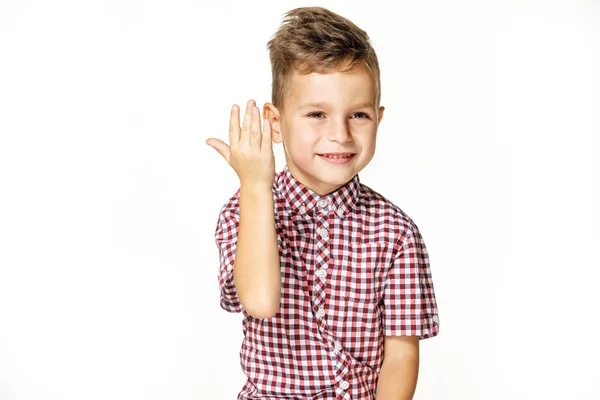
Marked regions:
[0,0,598,399]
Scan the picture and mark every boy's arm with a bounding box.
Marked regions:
[234,182,281,318]
[376,336,419,400]
[207,99,279,318]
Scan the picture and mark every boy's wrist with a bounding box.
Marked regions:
[240,180,273,192]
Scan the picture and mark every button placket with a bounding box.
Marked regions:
[311,201,330,329]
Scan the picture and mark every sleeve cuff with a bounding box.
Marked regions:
[384,313,440,339]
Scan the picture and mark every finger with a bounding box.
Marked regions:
[229,104,240,146]
[240,99,254,144]
[205,138,231,163]
[249,106,261,144]
[261,117,272,150]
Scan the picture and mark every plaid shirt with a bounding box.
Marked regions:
[215,165,440,400]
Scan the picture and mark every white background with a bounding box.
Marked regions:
[0,0,598,399]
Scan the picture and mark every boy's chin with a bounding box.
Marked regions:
[314,158,362,178]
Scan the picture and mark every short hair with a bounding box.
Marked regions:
[266,6,381,112]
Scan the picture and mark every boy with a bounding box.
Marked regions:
[206,6,439,400]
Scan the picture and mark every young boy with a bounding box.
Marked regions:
[206,6,439,400]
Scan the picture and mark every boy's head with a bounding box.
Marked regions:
[262,6,385,197]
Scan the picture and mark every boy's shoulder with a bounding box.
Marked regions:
[356,182,427,252]
[358,182,419,232]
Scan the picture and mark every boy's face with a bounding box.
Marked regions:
[264,64,385,197]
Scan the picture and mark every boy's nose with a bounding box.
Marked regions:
[326,120,352,143]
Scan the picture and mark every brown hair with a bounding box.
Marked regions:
[266,6,381,112]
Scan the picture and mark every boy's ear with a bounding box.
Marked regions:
[377,106,385,126]
[263,102,283,144]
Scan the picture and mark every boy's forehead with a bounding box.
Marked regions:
[286,66,376,109]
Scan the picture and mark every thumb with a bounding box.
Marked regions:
[205,138,231,163]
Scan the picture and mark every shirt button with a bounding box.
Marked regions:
[336,208,344,218]
[340,380,349,390]
[226,264,233,271]
[318,199,329,208]
[316,269,327,279]
[335,342,342,351]
[433,314,440,324]
[317,307,326,318]
[317,228,328,239]
[299,205,306,214]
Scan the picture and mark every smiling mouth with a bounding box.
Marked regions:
[317,153,356,165]
[317,152,355,159]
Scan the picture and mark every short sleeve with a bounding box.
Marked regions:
[382,222,440,339]
[214,189,244,313]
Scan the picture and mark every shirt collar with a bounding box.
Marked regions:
[277,164,362,219]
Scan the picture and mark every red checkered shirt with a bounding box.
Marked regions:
[215,165,440,400]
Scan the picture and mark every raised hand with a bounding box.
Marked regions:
[206,99,276,188]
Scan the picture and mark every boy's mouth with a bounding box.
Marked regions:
[317,152,356,164]
[317,152,355,159]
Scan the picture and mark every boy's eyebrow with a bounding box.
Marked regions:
[297,101,375,110]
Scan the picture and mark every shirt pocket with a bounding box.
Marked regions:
[341,242,386,301]
[340,242,385,324]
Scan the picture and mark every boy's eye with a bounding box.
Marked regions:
[353,112,370,119]
[307,112,371,119]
